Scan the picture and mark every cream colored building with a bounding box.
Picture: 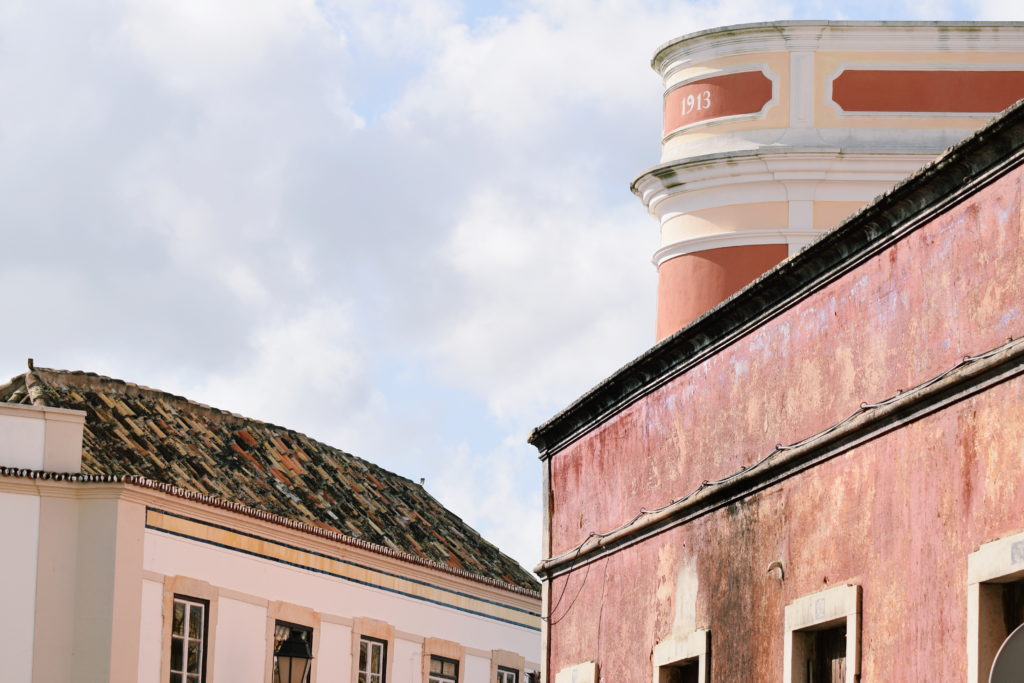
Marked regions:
[0,365,540,683]
[632,21,1024,339]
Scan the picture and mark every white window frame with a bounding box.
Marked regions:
[651,628,709,683]
[784,584,860,683]
[967,530,1024,683]
[497,666,518,683]
[359,636,387,683]
[170,596,207,683]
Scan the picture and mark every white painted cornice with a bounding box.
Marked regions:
[0,402,86,421]
[632,150,934,216]
[652,229,821,265]
[653,21,1024,81]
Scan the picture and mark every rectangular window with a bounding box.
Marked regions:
[658,659,699,683]
[359,636,387,683]
[784,584,859,683]
[801,625,846,683]
[429,656,458,683]
[170,596,207,683]
[274,621,313,683]
[968,531,1024,683]
[653,628,708,683]
[497,666,518,683]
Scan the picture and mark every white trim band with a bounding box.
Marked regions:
[653,229,821,266]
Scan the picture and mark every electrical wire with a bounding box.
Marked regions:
[539,337,1021,570]
[541,545,584,622]
[544,551,593,626]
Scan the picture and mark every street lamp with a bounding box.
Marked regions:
[274,630,313,683]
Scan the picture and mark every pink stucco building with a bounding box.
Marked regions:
[531,21,1024,683]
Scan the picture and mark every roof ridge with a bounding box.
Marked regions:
[0,360,47,406]
[25,365,388,469]
[31,365,262,426]
[23,369,47,407]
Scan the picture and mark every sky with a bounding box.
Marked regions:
[1,0,1020,573]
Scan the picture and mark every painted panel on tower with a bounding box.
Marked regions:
[832,70,1024,113]
[663,70,773,135]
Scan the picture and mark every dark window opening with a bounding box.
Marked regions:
[806,625,846,683]
[274,621,313,683]
[1002,580,1024,634]
[659,659,699,683]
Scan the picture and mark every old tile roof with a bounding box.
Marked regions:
[1,365,539,592]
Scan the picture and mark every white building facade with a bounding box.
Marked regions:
[0,373,540,683]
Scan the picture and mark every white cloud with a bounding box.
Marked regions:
[437,180,653,424]
[117,0,340,93]
[431,438,543,571]
[5,0,1023,575]
[169,302,383,441]
[971,1,1024,20]
[331,0,462,57]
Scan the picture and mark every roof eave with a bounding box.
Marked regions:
[0,466,542,597]
[529,99,1024,459]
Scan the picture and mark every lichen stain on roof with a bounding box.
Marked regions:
[0,366,539,592]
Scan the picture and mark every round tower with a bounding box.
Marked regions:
[632,21,1024,340]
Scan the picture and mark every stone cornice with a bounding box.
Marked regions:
[0,402,85,421]
[0,468,541,600]
[528,98,1024,460]
[652,229,820,265]
[630,149,934,215]
[652,21,1024,80]
[536,335,1024,576]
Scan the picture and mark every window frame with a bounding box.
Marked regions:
[490,649,526,683]
[169,594,209,683]
[497,666,519,683]
[651,629,709,683]
[967,530,1024,682]
[783,584,860,683]
[358,635,388,683]
[428,655,459,683]
[273,620,314,683]
[350,618,395,683]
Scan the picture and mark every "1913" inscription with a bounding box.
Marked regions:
[682,90,712,115]
[663,71,773,136]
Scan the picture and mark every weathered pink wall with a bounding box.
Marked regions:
[547,164,1024,680]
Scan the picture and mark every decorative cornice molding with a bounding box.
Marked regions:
[652,230,820,265]
[631,149,931,215]
[0,467,541,599]
[529,98,1024,461]
[535,335,1024,577]
[0,402,86,421]
[652,21,1024,80]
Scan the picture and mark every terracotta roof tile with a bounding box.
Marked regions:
[0,366,538,591]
